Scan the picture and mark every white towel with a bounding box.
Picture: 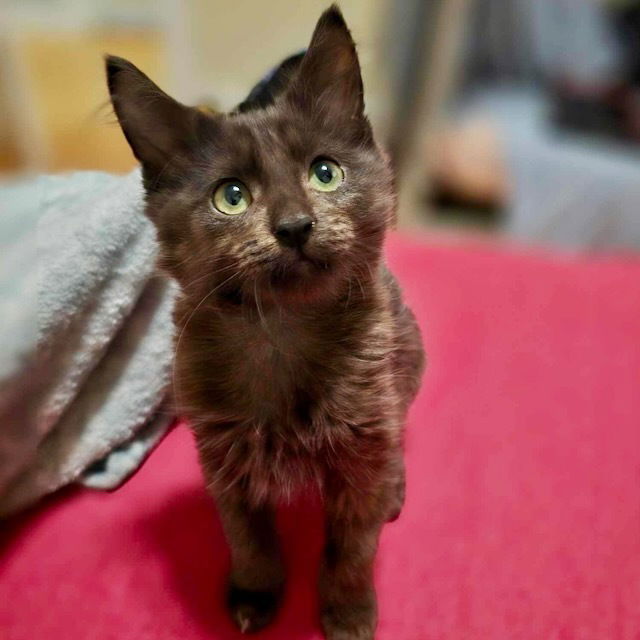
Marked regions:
[0,169,177,516]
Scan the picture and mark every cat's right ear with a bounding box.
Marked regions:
[105,56,204,182]
[287,6,368,134]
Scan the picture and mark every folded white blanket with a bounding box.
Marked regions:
[0,169,177,516]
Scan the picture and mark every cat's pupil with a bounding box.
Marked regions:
[225,184,243,206]
[315,163,333,184]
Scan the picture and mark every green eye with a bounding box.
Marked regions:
[309,159,344,192]
[212,180,252,215]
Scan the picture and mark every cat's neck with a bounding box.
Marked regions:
[178,264,385,351]
[172,264,394,425]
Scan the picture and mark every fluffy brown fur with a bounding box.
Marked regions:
[107,6,424,638]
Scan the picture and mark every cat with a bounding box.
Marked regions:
[106,5,425,639]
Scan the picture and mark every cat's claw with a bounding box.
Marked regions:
[228,584,282,634]
[236,610,250,634]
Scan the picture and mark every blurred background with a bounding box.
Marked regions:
[2,0,640,248]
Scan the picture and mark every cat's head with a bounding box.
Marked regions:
[106,5,395,307]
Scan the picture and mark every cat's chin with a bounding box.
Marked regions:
[214,269,335,309]
[271,256,331,283]
[246,252,335,305]
[268,260,334,302]
[212,254,339,308]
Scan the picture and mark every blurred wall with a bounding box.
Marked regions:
[0,0,392,176]
[176,0,392,130]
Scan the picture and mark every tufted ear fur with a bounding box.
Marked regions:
[287,5,368,133]
[105,56,209,185]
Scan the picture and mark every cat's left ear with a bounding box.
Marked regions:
[105,55,211,186]
[288,5,367,130]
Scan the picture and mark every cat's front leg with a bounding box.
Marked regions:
[213,485,285,633]
[320,481,390,640]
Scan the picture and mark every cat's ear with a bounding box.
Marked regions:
[106,56,205,180]
[288,6,366,127]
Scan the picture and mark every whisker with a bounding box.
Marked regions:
[172,269,241,413]
[181,262,238,292]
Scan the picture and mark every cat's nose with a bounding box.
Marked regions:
[274,215,314,249]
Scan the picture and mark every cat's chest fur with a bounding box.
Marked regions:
[224,314,319,420]
[175,295,399,503]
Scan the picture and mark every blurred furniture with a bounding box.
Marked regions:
[3,234,640,639]
[402,0,640,246]
[386,0,474,227]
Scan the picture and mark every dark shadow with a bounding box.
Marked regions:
[0,485,79,554]
[135,486,325,639]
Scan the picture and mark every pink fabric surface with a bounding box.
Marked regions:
[2,236,640,639]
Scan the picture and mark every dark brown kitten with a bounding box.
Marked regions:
[106,6,424,639]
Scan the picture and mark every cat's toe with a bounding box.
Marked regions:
[227,584,282,633]
[321,605,376,640]
[321,620,375,640]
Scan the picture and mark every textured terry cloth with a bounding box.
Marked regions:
[0,170,176,517]
[1,235,640,639]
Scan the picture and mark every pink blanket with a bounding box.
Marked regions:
[2,236,639,639]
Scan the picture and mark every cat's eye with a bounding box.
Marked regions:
[308,159,344,192]
[212,180,252,215]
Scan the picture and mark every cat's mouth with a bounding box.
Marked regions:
[267,248,333,291]
[296,248,331,271]
[216,251,333,307]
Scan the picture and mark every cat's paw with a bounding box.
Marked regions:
[321,619,375,640]
[321,605,376,640]
[227,584,282,634]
